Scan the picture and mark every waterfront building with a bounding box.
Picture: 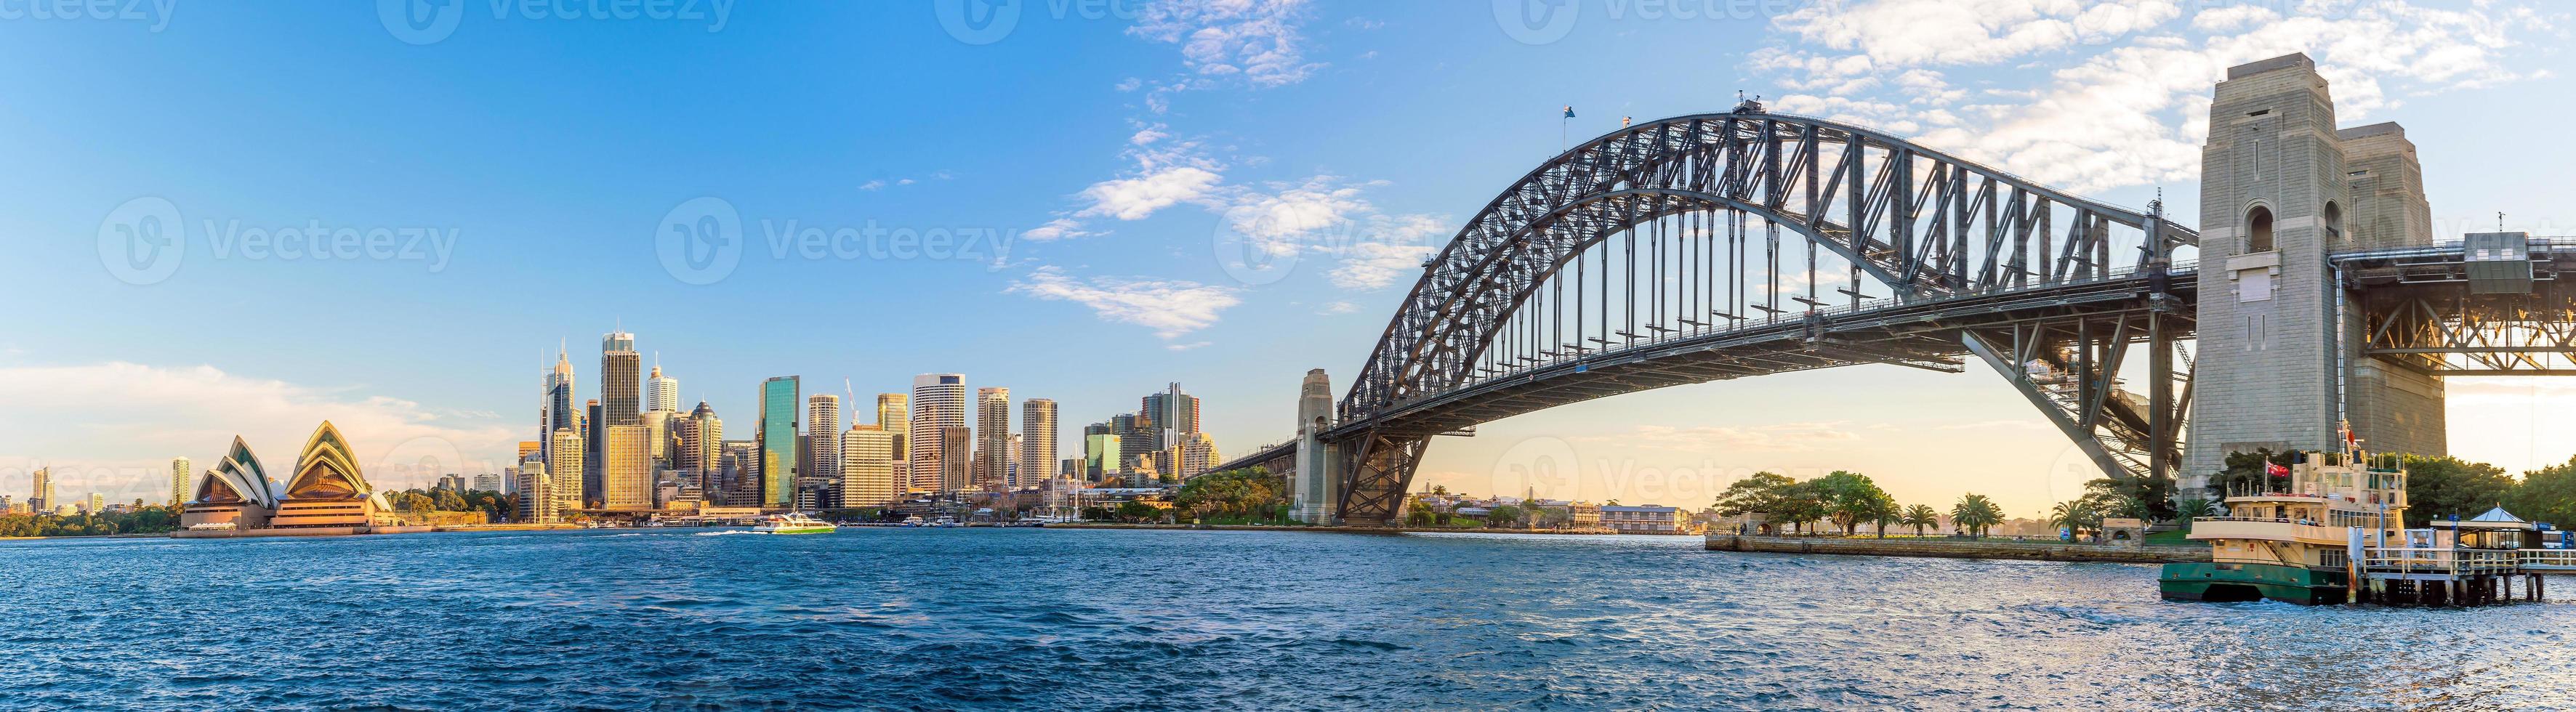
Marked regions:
[975,387,1010,490]
[805,395,842,497]
[266,422,390,530]
[1084,432,1121,481]
[515,458,552,524]
[941,426,972,493]
[758,377,801,508]
[1178,432,1220,478]
[841,426,900,509]
[1599,505,1691,534]
[645,363,679,413]
[169,456,190,507]
[719,440,759,506]
[910,374,965,494]
[677,401,723,497]
[641,410,675,466]
[29,466,49,512]
[875,393,907,455]
[181,437,278,530]
[548,428,584,519]
[600,331,640,431]
[603,424,651,510]
[1021,398,1057,492]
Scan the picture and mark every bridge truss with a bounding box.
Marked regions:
[1324,107,2200,524]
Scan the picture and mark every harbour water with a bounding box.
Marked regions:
[4,528,2572,710]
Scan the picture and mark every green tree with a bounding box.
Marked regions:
[1899,503,1941,536]
[2507,456,2576,529]
[1486,505,1524,529]
[1808,471,1891,536]
[1713,472,1797,534]
[2402,454,2513,527]
[2049,498,2104,541]
[2173,497,2218,525]
[1404,500,1436,527]
[2207,449,2295,498]
[1950,493,2003,538]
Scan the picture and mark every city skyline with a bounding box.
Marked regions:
[6,2,2574,519]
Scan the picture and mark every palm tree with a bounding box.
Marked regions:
[1900,504,1941,536]
[2049,499,2104,541]
[1951,494,2003,538]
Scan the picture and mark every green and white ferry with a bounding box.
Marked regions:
[2159,448,2407,605]
[752,512,838,535]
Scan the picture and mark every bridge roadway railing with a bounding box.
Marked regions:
[1330,259,2197,438]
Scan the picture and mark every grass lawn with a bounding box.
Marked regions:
[2144,527,2194,546]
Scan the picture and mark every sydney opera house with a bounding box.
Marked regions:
[178,421,402,537]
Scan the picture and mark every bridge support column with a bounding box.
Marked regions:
[1287,369,1342,525]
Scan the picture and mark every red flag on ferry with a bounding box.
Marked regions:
[2266,462,2290,477]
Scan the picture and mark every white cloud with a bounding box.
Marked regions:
[859,179,886,191]
[1755,0,2549,194]
[1319,301,1359,315]
[0,362,520,502]
[1023,217,1100,242]
[1007,267,1242,339]
[1129,0,1322,87]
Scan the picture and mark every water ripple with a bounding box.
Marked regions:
[1,529,2572,710]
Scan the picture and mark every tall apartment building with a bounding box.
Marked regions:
[757,376,800,508]
[603,424,651,510]
[841,426,900,509]
[975,387,1010,490]
[169,456,191,506]
[941,426,973,493]
[910,375,966,494]
[547,428,584,518]
[1021,398,1058,490]
[805,395,842,496]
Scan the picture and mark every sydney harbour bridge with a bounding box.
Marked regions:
[1218,54,2576,525]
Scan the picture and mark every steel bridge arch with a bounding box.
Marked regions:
[1325,108,2199,523]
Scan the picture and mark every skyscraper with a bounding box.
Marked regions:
[975,387,1010,490]
[29,467,50,512]
[645,363,680,413]
[941,426,972,493]
[600,331,640,425]
[677,401,723,498]
[542,349,577,464]
[1021,398,1057,490]
[547,428,583,518]
[515,456,552,523]
[1142,382,1202,434]
[603,424,651,510]
[841,426,898,509]
[584,398,603,506]
[909,374,965,494]
[757,376,800,508]
[169,457,192,507]
[805,394,842,498]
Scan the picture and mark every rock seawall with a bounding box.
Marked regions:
[1703,533,2209,564]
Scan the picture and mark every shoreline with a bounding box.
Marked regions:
[1704,533,2208,564]
[1045,522,1654,535]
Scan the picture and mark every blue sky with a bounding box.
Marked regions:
[2,1,2570,517]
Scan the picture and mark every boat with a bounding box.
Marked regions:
[752,512,838,535]
[2159,445,2407,605]
[899,516,926,527]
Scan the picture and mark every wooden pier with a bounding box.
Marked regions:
[2355,546,2563,606]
